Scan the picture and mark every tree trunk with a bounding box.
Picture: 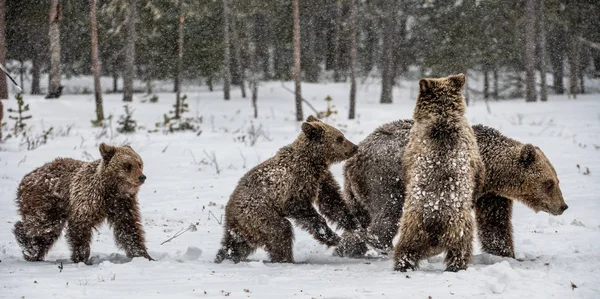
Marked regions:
[175,0,184,119]
[0,0,7,99]
[348,0,357,119]
[231,13,246,98]
[246,5,258,119]
[569,37,580,98]
[222,0,231,100]
[112,72,118,93]
[207,76,214,92]
[379,6,395,104]
[293,0,303,121]
[90,0,104,122]
[550,46,564,94]
[493,68,499,100]
[483,68,490,100]
[524,0,537,102]
[19,60,24,89]
[48,0,62,98]
[538,0,548,102]
[31,56,41,95]
[332,0,341,83]
[123,0,136,102]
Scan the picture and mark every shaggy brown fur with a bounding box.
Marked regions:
[13,143,153,264]
[340,121,568,259]
[215,115,361,263]
[393,74,485,272]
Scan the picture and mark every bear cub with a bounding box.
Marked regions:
[13,143,153,264]
[215,115,363,263]
[393,74,485,272]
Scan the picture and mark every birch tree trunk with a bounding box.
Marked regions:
[175,0,184,118]
[90,0,104,122]
[348,0,357,119]
[538,0,548,102]
[293,0,303,121]
[0,0,7,99]
[332,0,341,83]
[524,0,537,102]
[246,7,259,118]
[48,0,62,98]
[223,0,231,100]
[231,11,246,98]
[123,0,136,102]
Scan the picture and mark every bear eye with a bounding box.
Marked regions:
[542,180,554,193]
[336,136,344,143]
[125,163,133,172]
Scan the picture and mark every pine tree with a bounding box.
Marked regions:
[117,105,137,133]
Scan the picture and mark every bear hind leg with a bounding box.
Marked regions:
[14,217,66,262]
[443,218,474,272]
[264,219,294,263]
[215,227,256,264]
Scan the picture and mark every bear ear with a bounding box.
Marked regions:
[99,143,117,164]
[519,144,536,166]
[301,121,323,140]
[306,115,321,122]
[419,79,432,93]
[448,73,466,90]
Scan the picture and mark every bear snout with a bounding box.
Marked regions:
[560,204,568,212]
[139,174,147,183]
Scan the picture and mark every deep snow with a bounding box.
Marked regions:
[1,80,599,298]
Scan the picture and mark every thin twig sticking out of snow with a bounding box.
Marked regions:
[203,150,220,174]
[160,224,197,245]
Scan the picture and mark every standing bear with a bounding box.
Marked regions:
[339,122,568,259]
[393,74,485,272]
[13,143,153,264]
[215,115,363,263]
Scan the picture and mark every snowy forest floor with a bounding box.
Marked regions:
[1,80,599,298]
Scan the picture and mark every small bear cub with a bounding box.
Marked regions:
[393,74,485,272]
[215,115,363,263]
[14,143,153,264]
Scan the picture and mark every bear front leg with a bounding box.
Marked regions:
[475,194,515,258]
[317,171,362,231]
[107,196,153,261]
[66,221,94,264]
[286,199,340,247]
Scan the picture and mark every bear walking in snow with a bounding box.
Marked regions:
[339,121,568,259]
[215,115,363,263]
[393,74,485,272]
[13,143,153,264]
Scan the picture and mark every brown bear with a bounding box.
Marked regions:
[392,74,485,272]
[340,123,568,260]
[13,143,153,264]
[214,115,363,263]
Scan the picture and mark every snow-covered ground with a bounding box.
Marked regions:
[1,80,599,298]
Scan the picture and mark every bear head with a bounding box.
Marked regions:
[505,144,568,215]
[414,73,467,121]
[301,115,358,164]
[99,143,146,196]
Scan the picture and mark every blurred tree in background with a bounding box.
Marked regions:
[2,0,598,105]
